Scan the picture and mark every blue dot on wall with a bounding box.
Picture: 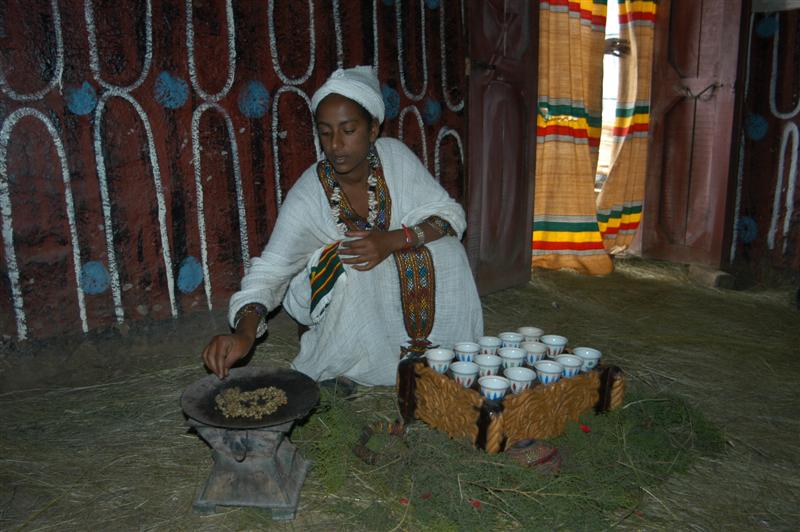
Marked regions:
[745,114,768,141]
[425,0,441,8]
[65,81,97,116]
[738,216,758,244]
[423,98,442,125]
[177,256,203,294]
[238,81,271,119]
[154,71,189,109]
[80,261,109,295]
[756,14,779,38]
[382,84,400,120]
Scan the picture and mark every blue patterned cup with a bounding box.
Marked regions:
[518,326,544,342]
[454,341,480,363]
[425,348,454,374]
[504,366,536,394]
[534,360,563,384]
[450,361,479,388]
[555,354,583,378]
[499,331,524,348]
[478,376,510,401]
[572,347,602,371]
[477,336,502,355]
[498,347,526,368]
[521,341,548,365]
[541,335,568,358]
[475,354,502,377]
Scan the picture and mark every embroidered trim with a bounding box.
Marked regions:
[394,248,436,349]
[317,146,392,232]
[425,216,455,237]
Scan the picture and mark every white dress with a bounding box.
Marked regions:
[228,138,483,385]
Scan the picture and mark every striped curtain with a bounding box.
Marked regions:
[596,0,657,252]
[533,0,613,275]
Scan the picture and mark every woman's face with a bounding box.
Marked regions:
[316,94,379,184]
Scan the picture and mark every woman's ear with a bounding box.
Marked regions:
[369,119,379,142]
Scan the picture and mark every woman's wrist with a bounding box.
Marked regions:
[411,224,426,247]
[234,315,259,343]
[400,225,415,251]
[233,303,266,342]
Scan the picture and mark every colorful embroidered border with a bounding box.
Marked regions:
[309,242,345,315]
[532,215,607,255]
[317,149,392,232]
[426,215,456,237]
[394,248,436,347]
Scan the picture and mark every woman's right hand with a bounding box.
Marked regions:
[201,332,254,379]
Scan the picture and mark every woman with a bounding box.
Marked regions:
[202,66,483,386]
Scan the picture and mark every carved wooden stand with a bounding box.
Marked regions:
[397,355,625,453]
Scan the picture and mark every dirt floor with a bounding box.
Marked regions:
[0,258,797,530]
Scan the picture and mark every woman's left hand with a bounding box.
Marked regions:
[338,230,403,271]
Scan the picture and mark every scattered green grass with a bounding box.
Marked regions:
[292,383,726,530]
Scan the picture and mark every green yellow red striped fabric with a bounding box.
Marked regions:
[595,0,656,252]
[541,0,608,31]
[309,242,344,315]
[611,102,650,140]
[534,0,613,274]
[618,0,656,26]
[532,216,607,255]
[537,99,603,148]
[597,202,643,237]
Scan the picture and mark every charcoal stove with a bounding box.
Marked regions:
[181,367,319,520]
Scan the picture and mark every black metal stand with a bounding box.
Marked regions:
[188,419,311,520]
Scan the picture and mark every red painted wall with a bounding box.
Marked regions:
[0,0,467,340]
[731,9,799,272]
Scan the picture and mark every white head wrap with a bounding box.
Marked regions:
[311,65,385,124]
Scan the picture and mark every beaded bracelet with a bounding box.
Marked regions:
[234,303,268,329]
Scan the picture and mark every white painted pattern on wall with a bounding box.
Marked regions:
[769,23,800,120]
[372,0,380,71]
[434,126,464,182]
[93,90,177,322]
[85,0,153,93]
[0,0,64,101]
[186,0,247,310]
[1,108,88,339]
[332,0,344,69]
[191,102,250,311]
[268,0,316,86]
[734,14,800,261]
[397,0,428,102]
[271,86,321,207]
[439,0,464,112]
[767,122,798,252]
[186,0,237,103]
[398,104,428,169]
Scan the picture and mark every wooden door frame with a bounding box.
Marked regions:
[642,0,749,268]
[464,0,538,295]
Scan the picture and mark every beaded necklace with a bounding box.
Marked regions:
[326,148,381,233]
